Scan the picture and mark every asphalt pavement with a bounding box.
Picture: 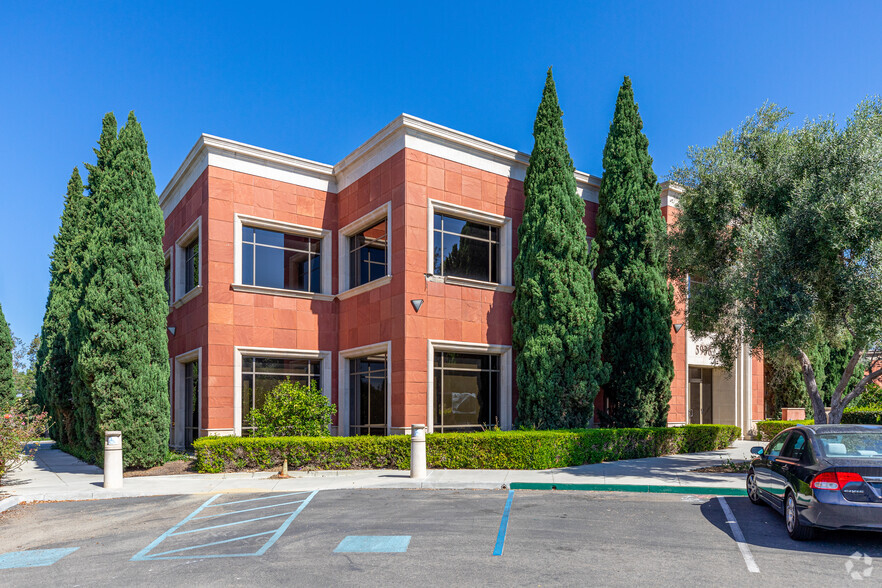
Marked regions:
[1,489,879,586]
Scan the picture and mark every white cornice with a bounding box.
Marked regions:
[159,114,604,216]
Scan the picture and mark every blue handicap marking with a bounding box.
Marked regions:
[131,490,318,561]
[334,536,411,553]
[0,547,79,569]
[493,489,514,556]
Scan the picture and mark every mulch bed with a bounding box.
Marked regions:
[124,459,196,477]
[692,461,751,474]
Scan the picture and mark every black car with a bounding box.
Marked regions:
[747,424,882,540]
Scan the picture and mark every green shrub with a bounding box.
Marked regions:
[757,406,882,440]
[841,407,882,424]
[851,383,882,409]
[755,420,813,441]
[246,380,336,437]
[193,424,741,473]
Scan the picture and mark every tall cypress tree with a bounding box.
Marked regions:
[513,69,609,429]
[0,303,14,407]
[595,77,674,427]
[69,113,117,452]
[35,167,86,442]
[76,112,170,467]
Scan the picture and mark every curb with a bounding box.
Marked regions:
[0,496,24,514]
[508,482,748,496]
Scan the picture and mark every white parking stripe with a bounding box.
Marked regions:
[718,497,760,574]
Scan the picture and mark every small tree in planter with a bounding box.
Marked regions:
[246,380,336,438]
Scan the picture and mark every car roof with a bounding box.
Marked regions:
[794,424,882,435]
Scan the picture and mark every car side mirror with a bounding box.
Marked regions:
[750,446,764,456]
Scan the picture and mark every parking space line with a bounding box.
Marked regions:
[205,492,312,507]
[171,510,301,536]
[192,498,307,521]
[130,490,319,561]
[131,494,220,560]
[493,490,514,556]
[718,497,760,574]
[150,531,277,558]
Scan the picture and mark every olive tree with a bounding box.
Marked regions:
[669,101,882,424]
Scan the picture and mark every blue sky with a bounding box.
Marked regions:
[2,1,881,343]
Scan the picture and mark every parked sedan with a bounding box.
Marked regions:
[747,424,882,540]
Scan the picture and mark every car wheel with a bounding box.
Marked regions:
[747,470,764,505]
[785,491,814,541]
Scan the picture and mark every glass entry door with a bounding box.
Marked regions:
[184,360,199,449]
[688,367,714,424]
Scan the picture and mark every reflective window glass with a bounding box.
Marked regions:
[433,351,500,432]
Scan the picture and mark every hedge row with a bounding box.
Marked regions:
[755,420,813,441]
[755,408,882,441]
[842,408,882,425]
[193,425,741,473]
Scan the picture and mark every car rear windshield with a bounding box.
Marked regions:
[817,433,882,458]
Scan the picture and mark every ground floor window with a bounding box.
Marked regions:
[349,354,387,436]
[433,352,499,432]
[183,360,199,449]
[241,356,322,434]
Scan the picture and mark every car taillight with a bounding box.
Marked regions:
[811,471,865,491]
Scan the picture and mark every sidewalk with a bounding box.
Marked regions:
[0,440,756,509]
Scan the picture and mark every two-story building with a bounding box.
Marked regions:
[160,114,765,447]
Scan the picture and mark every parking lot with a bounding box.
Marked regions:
[1,489,880,586]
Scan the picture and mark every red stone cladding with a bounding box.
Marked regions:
[661,203,689,423]
[401,149,522,427]
[337,151,406,427]
[202,166,338,430]
[164,169,210,431]
[752,355,765,421]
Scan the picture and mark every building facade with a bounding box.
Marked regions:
[160,115,764,447]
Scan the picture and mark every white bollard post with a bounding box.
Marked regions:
[410,424,426,479]
[104,431,123,489]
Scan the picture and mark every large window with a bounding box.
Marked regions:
[184,239,199,293]
[433,352,499,432]
[242,226,321,293]
[164,257,172,305]
[349,354,387,436]
[349,220,387,288]
[433,213,499,283]
[241,356,322,434]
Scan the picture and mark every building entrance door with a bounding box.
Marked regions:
[183,360,199,449]
[688,367,714,424]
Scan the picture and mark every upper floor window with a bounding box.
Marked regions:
[164,255,172,305]
[433,213,499,283]
[349,219,387,288]
[174,217,201,305]
[184,239,199,292]
[242,226,321,293]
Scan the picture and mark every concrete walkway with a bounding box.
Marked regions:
[0,440,757,509]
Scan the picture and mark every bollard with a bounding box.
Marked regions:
[410,424,426,479]
[104,431,123,489]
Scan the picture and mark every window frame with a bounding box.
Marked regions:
[233,214,333,300]
[338,341,392,436]
[163,248,173,307]
[426,200,512,292]
[338,202,392,299]
[172,347,202,449]
[174,217,202,307]
[426,339,512,433]
[233,346,333,436]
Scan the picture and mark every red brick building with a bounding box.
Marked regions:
[160,115,764,447]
